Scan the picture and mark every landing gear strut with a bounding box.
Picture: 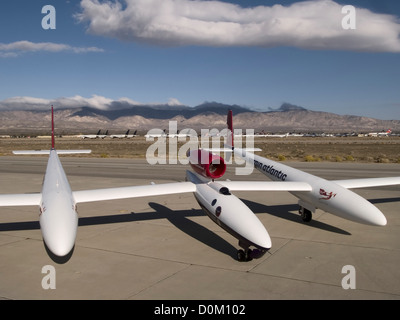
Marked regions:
[237,241,267,262]
[299,206,312,222]
[237,249,253,262]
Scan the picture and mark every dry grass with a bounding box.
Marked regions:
[1,136,400,163]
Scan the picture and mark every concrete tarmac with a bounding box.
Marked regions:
[0,156,399,300]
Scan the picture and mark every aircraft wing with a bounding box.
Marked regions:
[73,182,196,203]
[219,181,312,192]
[13,150,91,155]
[0,193,41,206]
[334,177,400,189]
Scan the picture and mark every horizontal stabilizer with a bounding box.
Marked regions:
[13,150,92,155]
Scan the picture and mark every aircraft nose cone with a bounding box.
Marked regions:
[241,217,272,250]
[45,238,75,257]
[252,229,272,250]
[40,205,78,258]
[369,209,387,226]
[357,199,387,226]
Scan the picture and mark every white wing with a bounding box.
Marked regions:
[219,181,312,192]
[73,182,196,203]
[334,177,400,189]
[13,150,91,155]
[0,193,41,206]
[0,183,196,206]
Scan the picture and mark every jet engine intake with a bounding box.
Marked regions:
[188,149,226,179]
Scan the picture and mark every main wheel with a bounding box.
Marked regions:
[245,249,253,262]
[237,249,246,262]
[300,207,312,222]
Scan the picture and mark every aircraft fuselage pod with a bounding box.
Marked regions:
[239,148,387,226]
[187,170,271,261]
[39,149,78,257]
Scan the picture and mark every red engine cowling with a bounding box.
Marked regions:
[188,149,226,179]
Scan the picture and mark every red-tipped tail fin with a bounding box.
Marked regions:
[227,110,233,149]
[51,106,55,149]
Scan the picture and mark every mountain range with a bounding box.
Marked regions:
[0,102,399,135]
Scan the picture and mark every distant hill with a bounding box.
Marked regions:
[0,102,399,135]
[69,102,251,120]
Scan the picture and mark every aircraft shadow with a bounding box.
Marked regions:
[0,220,39,231]
[241,199,351,235]
[148,202,238,260]
[0,201,350,237]
[0,204,238,260]
[369,197,400,205]
[5,195,398,240]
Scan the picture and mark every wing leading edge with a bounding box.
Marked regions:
[73,182,196,203]
[0,193,41,206]
[1,177,398,207]
[334,177,400,189]
[219,181,312,192]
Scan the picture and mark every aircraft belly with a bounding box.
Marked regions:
[292,182,387,226]
[40,192,78,256]
[193,184,271,250]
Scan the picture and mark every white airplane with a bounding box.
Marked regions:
[109,129,137,138]
[3,108,398,263]
[368,129,392,137]
[97,129,109,139]
[225,110,400,227]
[79,129,102,139]
[79,129,109,139]
[0,107,276,262]
[255,133,289,138]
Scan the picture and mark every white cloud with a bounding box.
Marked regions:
[0,40,104,57]
[167,98,183,106]
[0,95,181,110]
[76,0,400,52]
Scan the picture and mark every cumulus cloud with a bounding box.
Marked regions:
[0,40,104,57]
[0,95,182,111]
[76,0,400,52]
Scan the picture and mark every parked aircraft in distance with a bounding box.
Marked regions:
[110,129,137,138]
[368,129,392,137]
[79,129,108,139]
[79,129,101,139]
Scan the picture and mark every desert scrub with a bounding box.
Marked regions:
[278,154,286,161]
[304,155,321,162]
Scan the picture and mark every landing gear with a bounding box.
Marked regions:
[237,241,267,262]
[237,249,253,262]
[299,206,312,222]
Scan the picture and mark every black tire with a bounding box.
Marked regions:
[301,209,312,222]
[237,249,246,262]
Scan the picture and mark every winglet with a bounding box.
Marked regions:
[51,105,55,149]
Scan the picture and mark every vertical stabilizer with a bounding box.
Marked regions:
[227,110,234,150]
[51,106,55,149]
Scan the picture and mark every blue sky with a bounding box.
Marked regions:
[0,0,399,120]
